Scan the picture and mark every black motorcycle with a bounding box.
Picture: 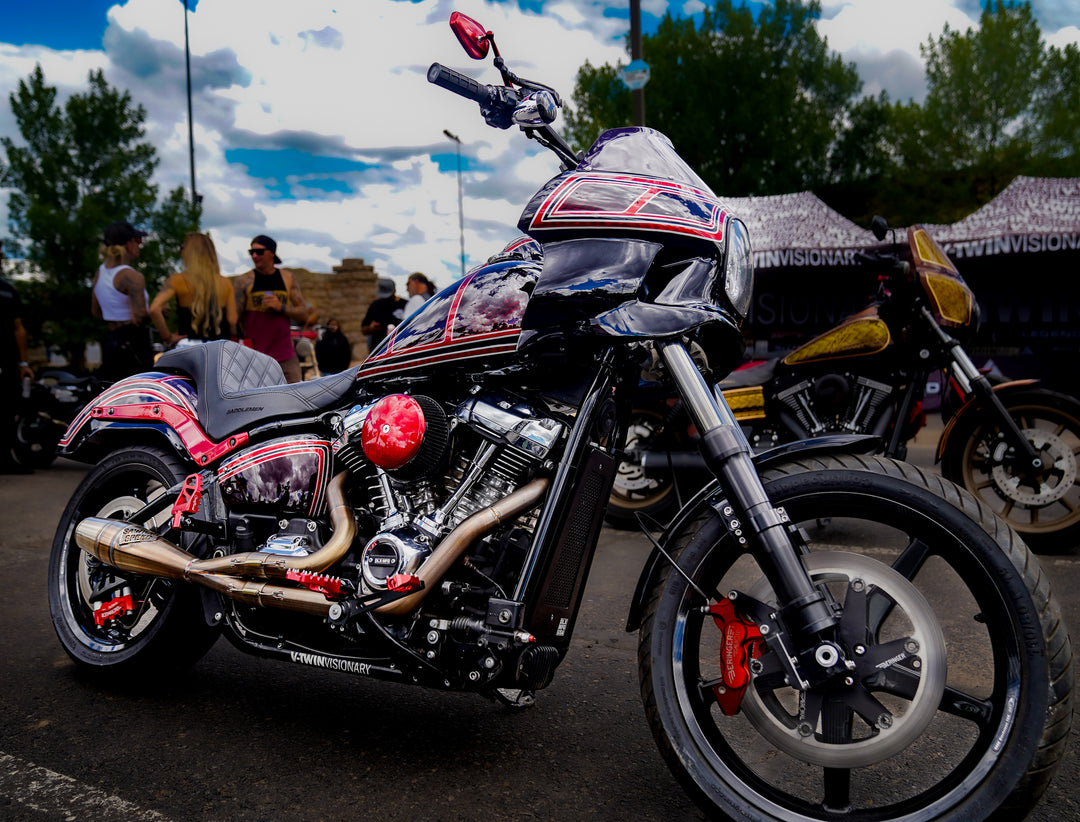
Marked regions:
[15,369,108,468]
[48,12,1071,821]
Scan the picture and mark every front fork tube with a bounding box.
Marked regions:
[659,342,838,640]
[932,308,1041,470]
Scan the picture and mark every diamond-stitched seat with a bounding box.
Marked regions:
[155,341,357,441]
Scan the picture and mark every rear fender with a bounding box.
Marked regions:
[58,372,247,465]
[935,379,1039,463]
[624,434,880,632]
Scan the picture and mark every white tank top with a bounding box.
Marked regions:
[94,263,146,322]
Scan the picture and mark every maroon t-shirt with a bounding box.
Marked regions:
[244,269,294,362]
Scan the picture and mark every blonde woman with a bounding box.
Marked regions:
[151,232,238,348]
[91,220,153,377]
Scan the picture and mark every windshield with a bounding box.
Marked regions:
[578,128,713,194]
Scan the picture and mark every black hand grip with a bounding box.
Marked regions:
[427,62,487,103]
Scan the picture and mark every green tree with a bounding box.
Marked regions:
[918,0,1042,191]
[564,0,862,196]
[1027,42,1080,176]
[1,64,198,363]
[821,1,1080,226]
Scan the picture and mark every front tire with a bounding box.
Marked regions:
[942,389,1080,553]
[48,446,219,677]
[639,454,1072,821]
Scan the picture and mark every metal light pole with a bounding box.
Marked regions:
[630,0,645,126]
[184,0,198,213]
[443,129,465,278]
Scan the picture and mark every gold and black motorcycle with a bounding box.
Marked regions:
[611,218,1080,552]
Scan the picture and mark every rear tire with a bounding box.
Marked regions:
[48,445,219,678]
[639,454,1072,821]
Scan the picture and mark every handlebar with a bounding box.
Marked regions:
[428,61,579,168]
[427,62,488,103]
[854,249,909,277]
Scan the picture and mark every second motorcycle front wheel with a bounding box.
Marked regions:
[639,455,1073,821]
[941,388,1080,553]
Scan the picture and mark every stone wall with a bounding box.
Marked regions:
[291,258,379,364]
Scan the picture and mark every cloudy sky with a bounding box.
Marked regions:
[2,0,1079,292]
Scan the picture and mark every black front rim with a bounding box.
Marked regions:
[668,492,1026,820]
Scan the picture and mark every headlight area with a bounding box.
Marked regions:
[722,217,753,321]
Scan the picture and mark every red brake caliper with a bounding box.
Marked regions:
[93,589,136,626]
[709,598,764,715]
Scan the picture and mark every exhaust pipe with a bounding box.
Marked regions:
[74,471,548,619]
[376,477,549,615]
[74,472,356,617]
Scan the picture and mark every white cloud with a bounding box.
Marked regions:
[1046,25,1080,49]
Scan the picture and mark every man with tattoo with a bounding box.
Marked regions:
[91,221,153,378]
[233,235,313,384]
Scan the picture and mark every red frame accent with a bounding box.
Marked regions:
[90,401,248,464]
[171,474,204,528]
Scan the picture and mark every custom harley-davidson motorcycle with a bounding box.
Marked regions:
[49,12,1072,821]
[611,219,1080,552]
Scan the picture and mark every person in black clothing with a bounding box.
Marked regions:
[1,241,34,473]
[361,278,406,351]
[315,318,353,374]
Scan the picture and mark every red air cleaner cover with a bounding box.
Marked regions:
[361,394,427,470]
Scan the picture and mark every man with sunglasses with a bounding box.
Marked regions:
[232,234,312,383]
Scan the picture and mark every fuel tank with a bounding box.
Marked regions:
[355,259,540,383]
[782,309,892,367]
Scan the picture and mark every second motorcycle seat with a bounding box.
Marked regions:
[155,340,357,441]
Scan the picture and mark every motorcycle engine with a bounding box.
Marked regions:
[777,374,894,437]
[336,390,562,595]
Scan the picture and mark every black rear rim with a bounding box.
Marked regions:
[56,464,176,654]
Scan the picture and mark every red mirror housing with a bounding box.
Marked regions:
[450,12,490,59]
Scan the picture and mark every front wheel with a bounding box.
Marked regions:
[48,445,219,678]
[639,455,1072,821]
[941,389,1080,553]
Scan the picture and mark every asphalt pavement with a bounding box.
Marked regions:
[0,421,1077,821]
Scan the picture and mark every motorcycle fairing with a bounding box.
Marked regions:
[523,170,726,245]
[356,260,540,382]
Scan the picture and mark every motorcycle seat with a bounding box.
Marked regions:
[719,358,777,389]
[155,340,356,441]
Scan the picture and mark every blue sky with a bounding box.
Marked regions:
[2,0,1079,288]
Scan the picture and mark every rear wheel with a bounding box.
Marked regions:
[639,455,1072,821]
[48,446,218,677]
